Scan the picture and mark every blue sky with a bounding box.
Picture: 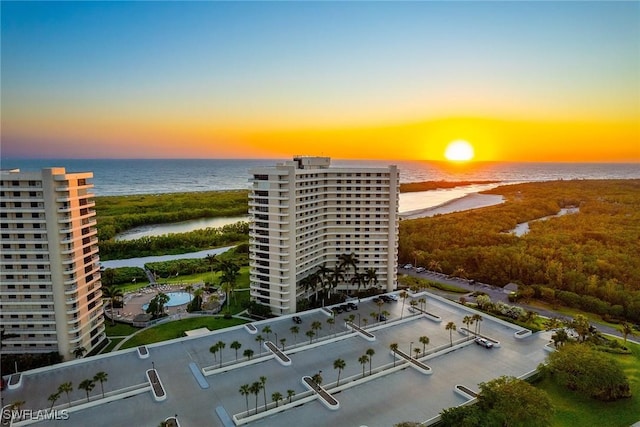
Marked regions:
[1,1,638,160]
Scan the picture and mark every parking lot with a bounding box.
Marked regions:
[2,292,551,427]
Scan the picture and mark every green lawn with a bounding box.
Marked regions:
[104,321,138,337]
[101,337,124,353]
[535,341,640,426]
[120,316,247,349]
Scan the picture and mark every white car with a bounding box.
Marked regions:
[475,337,494,348]
[415,267,426,273]
[403,264,413,269]
[387,294,399,301]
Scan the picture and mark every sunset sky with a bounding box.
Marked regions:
[1,1,638,162]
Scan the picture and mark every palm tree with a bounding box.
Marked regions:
[311,372,323,386]
[243,348,254,360]
[290,326,299,344]
[73,346,86,359]
[261,325,272,342]
[409,300,418,312]
[326,264,344,299]
[260,376,268,411]
[185,284,194,302]
[472,314,483,336]
[346,314,356,325]
[620,321,636,346]
[389,342,398,367]
[217,341,226,367]
[350,273,366,297]
[206,253,219,283]
[445,321,457,347]
[413,347,421,359]
[272,391,283,407]
[339,252,359,279]
[102,285,124,325]
[311,320,322,338]
[48,392,61,410]
[418,297,426,311]
[381,310,390,323]
[279,337,286,351]
[58,381,73,407]
[93,371,108,398]
[326,317,335,334]
[78,379,95,402]
[305,330,315,344]
[239,384,251,415]
[463,315,472,337]
[255,334,265,355]
[364,268,378,290]
[419,335,429,354]
[370,311,378,323]
[358,355,369,378]
[250,381,262,415]
[210,343,220,361]
[287,389,295,403]
[400,290,408,319]
[375,299,384,317]
[333,358,346,386]
[366,348,375,375]
[219,260,240,311]
[230,341,242,360]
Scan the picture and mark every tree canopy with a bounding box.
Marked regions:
[545,343,631,401]
[440,376,553,427]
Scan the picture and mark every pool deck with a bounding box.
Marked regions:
[109,284,223,322]
[3,291,551,427]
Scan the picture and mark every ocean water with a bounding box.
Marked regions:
[2,158,638,196]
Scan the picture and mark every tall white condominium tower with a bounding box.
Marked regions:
[0,168,105,360]
[249,156,399,315]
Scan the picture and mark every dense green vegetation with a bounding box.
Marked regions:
[99,221,249,260]
[399,180,640,322]
[400,180,499,193]
[95,190,248,241]
[537,340,640,426]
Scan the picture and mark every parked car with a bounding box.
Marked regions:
[475,337,493,348]
[380,295,391,303]
[292,316,302,324]
[332,306,343,314]
[415,267,426,273]
[339,304,350,312]
[403,264,413,269]
[378,314,387,322]
[347,302,358,310]
[387,294,399,301]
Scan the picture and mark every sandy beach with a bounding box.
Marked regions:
[400,193,504,220]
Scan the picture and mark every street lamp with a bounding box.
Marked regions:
[357,313,361,327]
[152,361,155,371]
[274,332,278,346]
[409,342,414,359]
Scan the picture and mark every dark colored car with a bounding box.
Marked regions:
[292,316,302,324]
[347,302,358,310]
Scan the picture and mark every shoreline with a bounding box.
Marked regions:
[399,193,505,220]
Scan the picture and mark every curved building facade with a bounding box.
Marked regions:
[249,157,399,315]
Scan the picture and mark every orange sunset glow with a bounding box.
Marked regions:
[1,2,638,161]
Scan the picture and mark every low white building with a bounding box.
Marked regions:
[248,156,399,315]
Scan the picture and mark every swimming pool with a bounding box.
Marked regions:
[142,291,191,311]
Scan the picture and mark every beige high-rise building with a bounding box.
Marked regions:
[249,157,399,315]
[0,168,105,360]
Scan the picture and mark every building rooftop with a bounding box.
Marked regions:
[1,292,550,427]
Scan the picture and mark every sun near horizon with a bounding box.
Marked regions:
[444,140,475,162]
